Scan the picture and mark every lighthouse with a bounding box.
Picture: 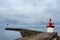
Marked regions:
[47,18,54,33]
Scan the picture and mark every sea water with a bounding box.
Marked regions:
[0,25,60,40]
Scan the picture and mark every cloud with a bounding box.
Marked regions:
[0,0,60,25]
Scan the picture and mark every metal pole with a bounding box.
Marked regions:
[7,24,8,27]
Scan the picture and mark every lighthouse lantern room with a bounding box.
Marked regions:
[47,18,54,33]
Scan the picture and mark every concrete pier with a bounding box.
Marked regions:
[5,28,59,40]
[17,32,59,40]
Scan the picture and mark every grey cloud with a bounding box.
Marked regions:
[0,0,60,25]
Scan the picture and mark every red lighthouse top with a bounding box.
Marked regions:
[47,18,54,28]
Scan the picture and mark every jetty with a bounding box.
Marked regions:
[5,28,59,40]
[4,18,60,40]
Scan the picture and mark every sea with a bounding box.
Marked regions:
[0,25,60,40]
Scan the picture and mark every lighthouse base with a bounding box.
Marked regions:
[47,28,54,33]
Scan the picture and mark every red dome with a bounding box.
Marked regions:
[47,18,54,28]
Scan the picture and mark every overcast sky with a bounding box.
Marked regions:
[0,0,60,25]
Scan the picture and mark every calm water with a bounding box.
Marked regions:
[0,25,60,40]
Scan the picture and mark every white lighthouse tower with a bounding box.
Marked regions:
[47,18,54,33]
